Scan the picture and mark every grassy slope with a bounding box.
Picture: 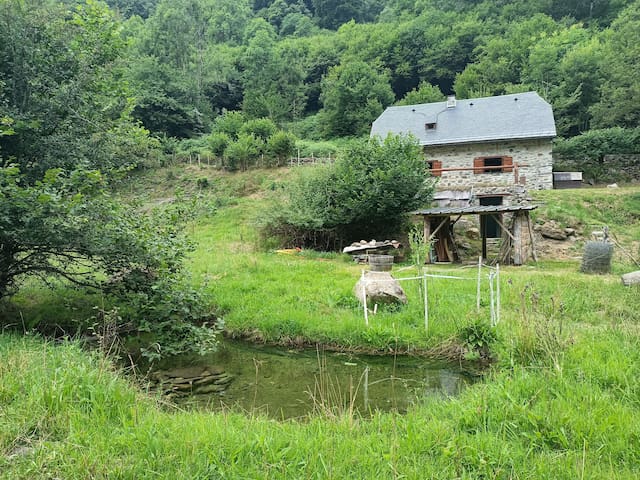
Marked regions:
[2,166,640,478]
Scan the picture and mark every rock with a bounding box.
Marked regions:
[194,383,227,394]
[564,228,576,236]
[607,183,619,188]
[354,271,407,306]
[621,271,640,286]
[465,227,480,240]
[539,222,567,240]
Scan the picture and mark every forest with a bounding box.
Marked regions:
[3,0,640,152]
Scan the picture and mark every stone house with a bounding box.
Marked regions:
[370,91,557,209]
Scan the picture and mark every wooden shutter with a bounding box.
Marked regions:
[502,156,513,173]
[430,160,442,177]
[473,157,484,174]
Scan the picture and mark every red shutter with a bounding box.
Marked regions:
[473,157,484,174]
[431,160,442,177]
[502,156,513,173]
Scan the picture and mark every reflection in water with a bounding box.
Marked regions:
[161,340,476,420]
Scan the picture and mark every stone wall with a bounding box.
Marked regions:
[425,138,553,205]
[602,154,640,182]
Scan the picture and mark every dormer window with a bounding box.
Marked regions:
[425,122,437,130]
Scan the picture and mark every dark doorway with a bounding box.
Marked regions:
[480,196,503,239]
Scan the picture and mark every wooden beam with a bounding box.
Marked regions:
[526,213,539,263]
[423,216,432,264]
[513,212,524,266]
[491,215,516,242]
[428,216,449,241]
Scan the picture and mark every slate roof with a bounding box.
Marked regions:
[413,205,537,216]
[371,91,556,146]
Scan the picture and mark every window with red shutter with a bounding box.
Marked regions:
[473,156,514,174]
[427,160,442,177]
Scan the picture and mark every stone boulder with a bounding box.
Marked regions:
[354,271,407,307]
[621,271,640,286]
[151,365,233,396]
[537,221,568,240]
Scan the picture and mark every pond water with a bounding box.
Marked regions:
[155,340,477,420]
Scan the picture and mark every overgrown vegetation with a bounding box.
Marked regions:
[2,165,640,478]
[261,135,435,249]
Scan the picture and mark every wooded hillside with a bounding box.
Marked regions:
[2,0,640,143]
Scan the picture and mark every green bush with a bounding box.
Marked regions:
[261,134,435,249]
[206,132,231,158]
[553,127,640,182]
[240,118,277,141]
[266,130,297,166]
[223,134,262,171]
[211,111,245,140]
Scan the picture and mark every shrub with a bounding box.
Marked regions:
[240,118,277,141]
[261,134,435,249]
[211,111,245,139]
[553,127,640,182]
[267,130,297,166]
[223,134,262,171]
[206,132,231,158]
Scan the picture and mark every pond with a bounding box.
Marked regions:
[152,340,477,420]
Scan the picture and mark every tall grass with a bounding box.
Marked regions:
[2,332,640,478]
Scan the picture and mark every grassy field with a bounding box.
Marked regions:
[1,165,640,478]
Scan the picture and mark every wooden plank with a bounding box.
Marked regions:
[423,216,432,264]
[493,215,516,242]
[526,213,539,263]
[513,212,524,265]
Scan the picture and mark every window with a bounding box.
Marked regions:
[473,156,513,174]
[427,159,442,177]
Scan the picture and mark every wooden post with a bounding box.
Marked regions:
[526,213,539,263]
[423,217,432,264]
[476,256,482,312]
[513,212,524,266]
[361,270,369,326]
[489,271,496,327]
[481,223,487,262]
[496,264,501,325]
[423,274,429,333]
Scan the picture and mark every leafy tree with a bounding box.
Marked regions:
[241,20,308,121]
[319,61,394,137]
[264,134,434,248]
[0,0,144,178]
[523,25,603,136]
[312,0,384,30]
[240,118,278,141]
[0,164,218,358]
[396,82,445,105]
[590,2,640,129]
[454,14,558,98]
[206,131,231,158]
[211,111,246,139]
[267,130,297,165]
[223,133,262,170]
[553,127,640,181]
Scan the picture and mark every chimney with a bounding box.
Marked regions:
[446,95,457,108]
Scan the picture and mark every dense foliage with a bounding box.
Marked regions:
[263,134,434,248]
[0,0,218,358]
[553,127,640,181]
[101,0,640,145]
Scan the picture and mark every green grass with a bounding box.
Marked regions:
[2,330,640,478]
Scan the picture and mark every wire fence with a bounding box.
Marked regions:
[360,257,501,332]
